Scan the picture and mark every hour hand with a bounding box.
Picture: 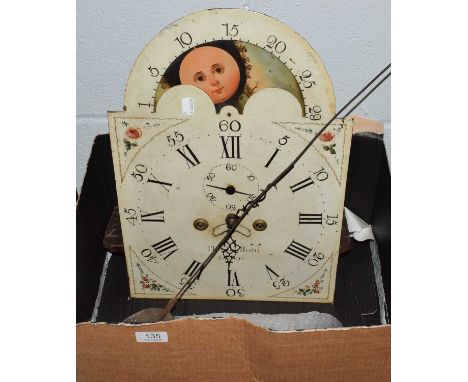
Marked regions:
[212,223,251,237]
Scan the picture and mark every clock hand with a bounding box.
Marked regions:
[157,64,391,321]
[205,184,228,191]
[212,223,251,237]
[205,184,253,197]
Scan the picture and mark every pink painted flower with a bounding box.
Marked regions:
[319,131,334,142]
[125,127,142,139]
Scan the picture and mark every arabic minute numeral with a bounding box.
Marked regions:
[123,208,137,226]
[299,70,316,88]
[206,192,216,202]
[131,163,148,182]
[265,265,290,290]
[307,251,325,267]
[266,35,287,54]
[226,204,237,211]
[167,131,185,147]
[326,214,339,225]
[226,288,244,297]
[141,248,158,263]
[174,32,192,48]
[278,135,290,145]
[219,119,241,132]
[225,163,237,171]
[313,167,328,181]
[222,23,239,37]
[147,66,160,78]
[308,105,322,120]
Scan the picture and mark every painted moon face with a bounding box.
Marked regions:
[179,46,241,104]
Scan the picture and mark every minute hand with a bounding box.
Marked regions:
[205,184,252,197]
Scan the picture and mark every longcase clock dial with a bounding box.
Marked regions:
[109,87,352,302]
[109,8,352,303]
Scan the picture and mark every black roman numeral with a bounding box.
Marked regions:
[141,210,165,223]
[147,175,173,192]
[152,237,178,260]
[265,148,280,168]
[265,265,280,281]
[220,136,241,159]
[184,260,204,279]
[228,269,240,286]
[299,213,322,225]
[289,177,314,193]
[177,144,201,168]
[284,240,312,261]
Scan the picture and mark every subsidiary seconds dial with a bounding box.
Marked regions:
[202,163,260,212]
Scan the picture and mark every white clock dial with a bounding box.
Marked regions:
[109,9,352,303]
[110,88,352,302]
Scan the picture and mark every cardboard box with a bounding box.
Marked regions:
[77,130,390,381]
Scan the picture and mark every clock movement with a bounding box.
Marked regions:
[108,8,353,303]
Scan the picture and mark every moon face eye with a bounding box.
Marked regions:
[195,74,205,82]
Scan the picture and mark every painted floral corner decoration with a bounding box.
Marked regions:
[296,271,326,296]
[136,262,170,292]
[319,131,336,154]
[140,273,170,292]
[122,121,142,156]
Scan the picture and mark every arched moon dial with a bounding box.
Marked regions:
[202,163,260,212]
[123,8,336,120]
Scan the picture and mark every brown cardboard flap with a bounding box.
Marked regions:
[77,318,390,382]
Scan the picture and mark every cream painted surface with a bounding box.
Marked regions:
[109,87,352,302]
